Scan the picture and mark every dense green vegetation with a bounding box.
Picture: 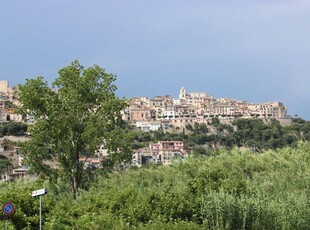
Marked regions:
[0,121,27,137]
[2,61,309,229]
[1,142,309,229]
[132,118,310,153]
[17,61,131,198]
[0,155,12,174]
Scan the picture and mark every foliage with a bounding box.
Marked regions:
[132,118,310,154]
[1,142,310,229]
[0,121,28,137]
[17,60,131,198]
[0,155,12,174]
[4,100,16,109]
[0,179,54,229]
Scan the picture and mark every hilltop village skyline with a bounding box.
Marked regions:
[0,80,291,125]
[0,78,308,173]
[124,86,289,123]
[125,87,291,167]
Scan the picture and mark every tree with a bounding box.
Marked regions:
[2,121,28,136]
[0,155,12,175]
[192,146,208,156]
[17,60,131,198]
[211,117,220,126]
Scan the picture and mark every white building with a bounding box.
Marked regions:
[136,121,161,131]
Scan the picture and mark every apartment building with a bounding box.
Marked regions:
[162,105,175,119]
[132,147,154,167]
[132,141,186,167]
[247,102,287,119]
[158,141,185,165]
[150,96,173,107]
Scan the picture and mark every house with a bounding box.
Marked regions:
[79,157,101,169]
[1,168,29,182]
[128,107,151,122]
[136,121,161,131]
[132,141,187,167]
[157,141,186,165]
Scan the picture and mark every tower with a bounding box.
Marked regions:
[0,81,9,93]
[179,87,186,99]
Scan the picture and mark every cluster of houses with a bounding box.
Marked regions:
[132,140,186,167]
[0,137,30,182]
[0,80,36,123]
[126,87,290,167]
[123,87,289,131]
[0,81,290,128]
[0,81,290,173]
[0,80,37,124]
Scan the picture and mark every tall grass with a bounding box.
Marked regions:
[1,142,310,229]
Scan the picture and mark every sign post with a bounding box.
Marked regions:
[32,188,47,230]
[2,202,15,230]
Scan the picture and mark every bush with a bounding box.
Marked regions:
[2,142,310,229]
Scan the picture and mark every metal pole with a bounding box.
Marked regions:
[39,195,42,230]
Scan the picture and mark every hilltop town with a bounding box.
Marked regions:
[0,80,295,175]
[0,81,290,126]
[122,86,291,167]
[124,86,290,130]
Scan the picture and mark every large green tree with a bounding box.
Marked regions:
[17,61,131,198]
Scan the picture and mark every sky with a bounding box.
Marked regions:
[1,0,310,119]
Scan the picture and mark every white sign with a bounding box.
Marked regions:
[32,188,47,197]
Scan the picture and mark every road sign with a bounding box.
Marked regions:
[32,188,47,197]
[2,202,14,215]
[32,188,47,230]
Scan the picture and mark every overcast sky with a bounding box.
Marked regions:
[1,1,309,119]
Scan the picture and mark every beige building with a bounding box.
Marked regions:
[128,107,151,121]
[132,141,186,167]
[247,102,287,119]
[179,87,206,106]
[0,81,15,100]
[157,141,186,165]
[0,81,9,93]
[7,108,23,122]
[136,121,161,131]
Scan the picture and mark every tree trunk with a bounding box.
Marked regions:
[72,174,78,200]
[71,152,80,199]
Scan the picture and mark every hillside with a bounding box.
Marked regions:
[1,142,310,229]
